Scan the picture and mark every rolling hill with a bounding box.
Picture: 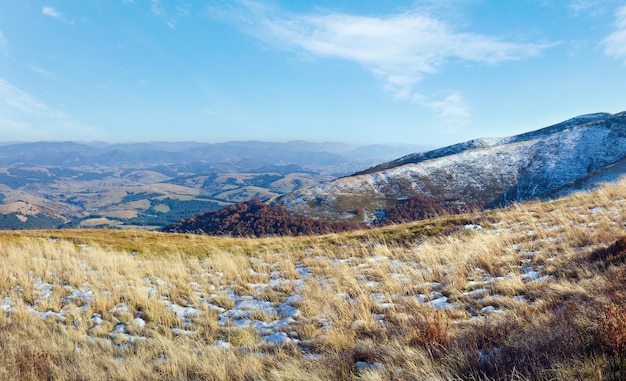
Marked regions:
[0,141,425,230]
[165,111,626,236]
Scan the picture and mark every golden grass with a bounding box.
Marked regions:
[2,180,626,379]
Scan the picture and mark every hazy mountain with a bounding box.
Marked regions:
[0,141,427,169]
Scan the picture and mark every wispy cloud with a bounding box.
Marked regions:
[569,0,604,16]
[149,0,186,28]
[568,0,622,16]
[424,93,470,120]
[0,31,8,57]
[150,0,165,16]
[41,6,73,24]
[177,4,191,17]
[28,64,54,79]
[0,78,102,141]
[602,6,626,64]
[41,6,61,18]
[210,1,550,122]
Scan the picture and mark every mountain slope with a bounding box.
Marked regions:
[354,112,611,176]
[274,112,626,223]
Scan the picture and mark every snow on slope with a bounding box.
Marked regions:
[276,112,626,223]
[352,112,611,176]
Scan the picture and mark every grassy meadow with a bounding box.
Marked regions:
[2,181,626,380]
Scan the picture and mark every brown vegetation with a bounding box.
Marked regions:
[376,194,477,225]
[162,198,364,237]
[163,194,476,237]
[2,179,626,379]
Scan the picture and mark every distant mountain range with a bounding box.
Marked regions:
[165,111,626,236]
[0,140,427,230]
[0,140,427,171]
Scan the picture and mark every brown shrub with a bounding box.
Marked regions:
[599,303,626,358]
[409,310,449,350]
[588,236,626,267]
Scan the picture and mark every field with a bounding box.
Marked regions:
[2,180,626,380]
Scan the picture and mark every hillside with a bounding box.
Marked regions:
[162,198,363,237]
[0,141,425,230]
[275,112,626,223]
[2,180,626,379]
[162,193,471,237]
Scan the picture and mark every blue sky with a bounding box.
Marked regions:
[0,1,625,146]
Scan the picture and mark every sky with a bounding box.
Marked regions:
[0,1,625,147]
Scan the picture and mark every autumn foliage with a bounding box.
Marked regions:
[161,199,363,237]
[162,194,477,237]
[375,195,476,225]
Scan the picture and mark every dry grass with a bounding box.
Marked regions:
[2,179,626,379]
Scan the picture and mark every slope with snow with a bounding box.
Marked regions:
[276,112,626,223]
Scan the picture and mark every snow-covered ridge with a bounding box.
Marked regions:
[354,112,614,176]
[276,111,626,223]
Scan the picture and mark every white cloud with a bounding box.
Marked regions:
[211,1,550,122]
[41,6,73,24]
[423,92,470,120]
[42,6,61,18]
[0,78,102,141]
[602,6,626,63]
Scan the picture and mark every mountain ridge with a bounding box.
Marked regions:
[272,111,626,224]
[353,112,613,176]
